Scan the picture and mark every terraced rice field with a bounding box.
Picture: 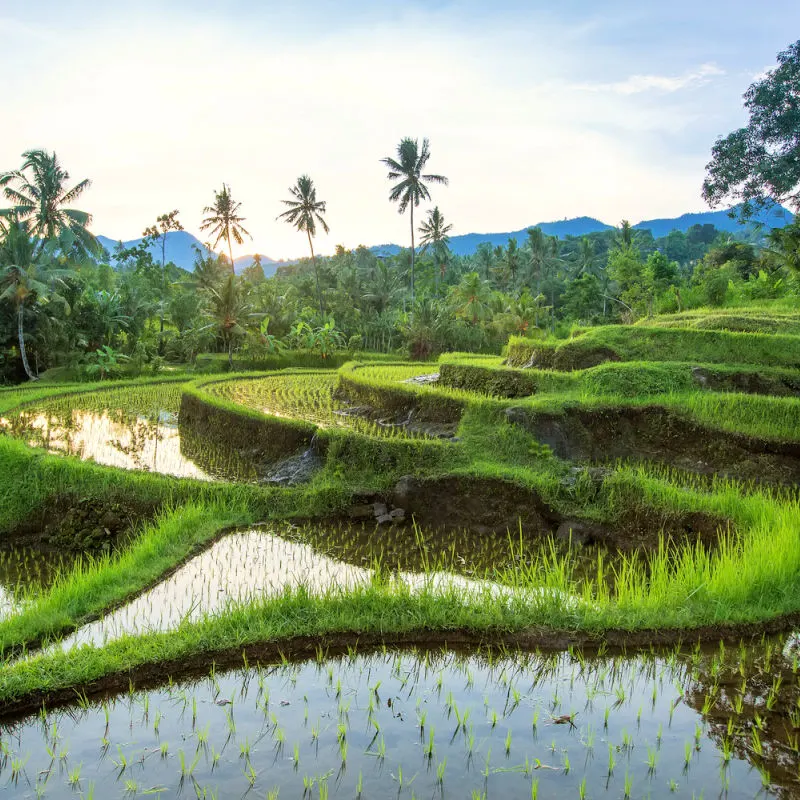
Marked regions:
[2,307,800,797]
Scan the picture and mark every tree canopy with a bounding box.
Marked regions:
[703,39,800,218]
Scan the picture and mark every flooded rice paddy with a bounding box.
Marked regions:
[2,640,799,798]
[0,547,80,619]
[1,385,271,482]
[31,524,575,650]
[203,370,446,439]
[0,373,444,484]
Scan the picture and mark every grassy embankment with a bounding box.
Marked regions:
[2,308,800,704]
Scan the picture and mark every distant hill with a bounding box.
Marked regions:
[97,231,283,276]
[632,204,793,238]
[98,203,795,270]
[372,204,794,257]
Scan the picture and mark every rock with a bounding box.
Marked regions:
[372,502,388,517]
[375,513,394,524]
[263,447,323,486]
[347,504,375,520]
[389,508,405,520]
[392,476,415,506]
[555,521,598,546]
[691,366,710,387]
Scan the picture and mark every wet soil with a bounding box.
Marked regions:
[1,495,152,553]
[344,475,729,552]
[691,366,800,397]
[506,404,800,485]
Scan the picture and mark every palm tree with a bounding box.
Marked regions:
[574,238,596,276]
[764,220,800,273]
[0,220,73,380]
[200,184,251,275]
[277,175,329,315]
[615,220,635,249]
[381,138,448,304]
[450,271,492,325]
[0,149,97,255]
[202,273,260,368]
[143,209,183,350]
[418,206,453,289]
[526,227,549,296]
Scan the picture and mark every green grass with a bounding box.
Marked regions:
[2,307,800,703]
[515,388,800,442]
[636,307,800,335]
[0,500,250,656]
[507,326,800,370]
[1,477,799,703]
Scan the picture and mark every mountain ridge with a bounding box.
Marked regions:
[97,203,794,271]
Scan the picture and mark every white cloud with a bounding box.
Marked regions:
[0,9,732,258]
[578,63,725,95]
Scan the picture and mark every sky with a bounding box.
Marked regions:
[2,1,798,260]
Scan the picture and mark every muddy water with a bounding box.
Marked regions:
[54,528,572,650]
[3,641,798,798]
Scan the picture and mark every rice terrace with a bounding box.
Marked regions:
[2,8,800,800]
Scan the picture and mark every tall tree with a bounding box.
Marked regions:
[277,175,330,315]
[526,227,548,295]
[202,273,259,368]
[450,271,492,325]
[0,149,97,255]
[200,184,251,275]
[418,206,453,289]
[0,220,73,380]
[143,210,183,351]
[381,137,448,304]
[574,237,596,277]
[703,39,800,218]
[615,220,635,249]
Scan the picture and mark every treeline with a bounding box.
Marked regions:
[1,148,799,383]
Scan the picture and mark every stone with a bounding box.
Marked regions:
[555,521,597,546]
[372,502,388,517]
[347,504,375,520]
[389,508,405,520]
[375,513,393,524]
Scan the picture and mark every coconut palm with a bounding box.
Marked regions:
[277,175,330,314]
[450,271,492,325]
[574,238,597,276]
[615,219,636,249]
[200,184,251,275]
[202,273,261,368]
[0,220,74,380]
[0,149,97,255]
[381,138,448,304]
[418,206,453,288]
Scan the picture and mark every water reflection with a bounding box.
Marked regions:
[1,386,269,482]
[0,545,79,620]
[3,643,797,798]
[55,528,571,649]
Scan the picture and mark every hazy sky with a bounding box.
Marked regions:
[2,1,797,259]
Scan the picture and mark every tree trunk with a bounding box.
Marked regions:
[17,302,37,381]
[159,235,166,355]
[227,234,235,275]
[308,230,324,316]
[228,339,233,369]
[410,204,415,306]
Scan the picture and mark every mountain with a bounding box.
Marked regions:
[442,217,615,256]
[98,203,795,270]
[96,231,213,270]
[97,231,282,276]
[633,204,794,238]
